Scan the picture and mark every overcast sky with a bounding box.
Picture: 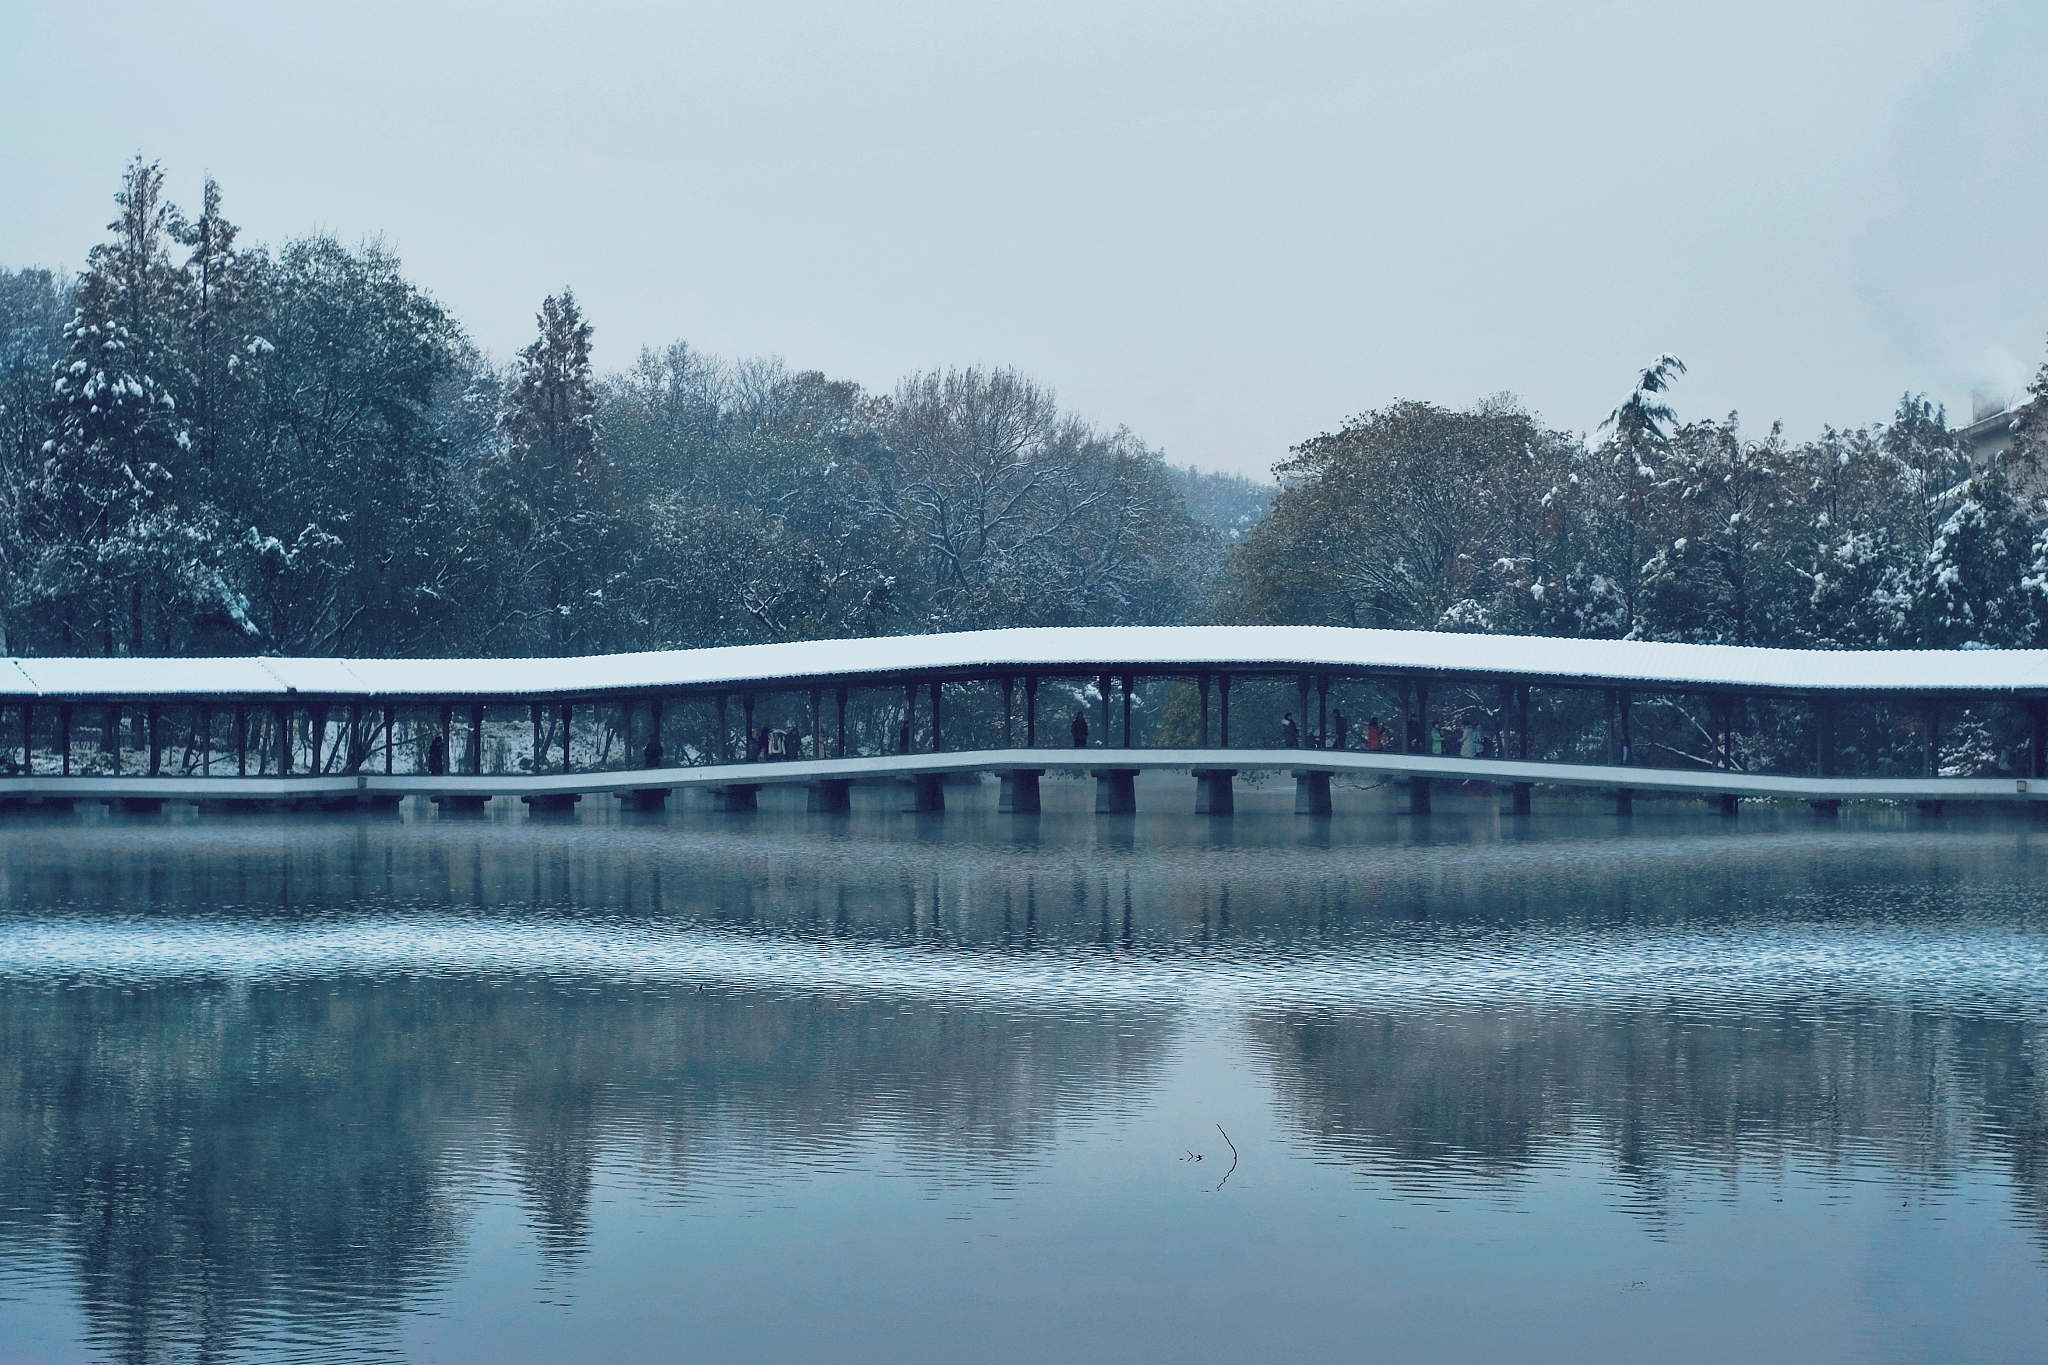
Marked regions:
[4,0,2044,476]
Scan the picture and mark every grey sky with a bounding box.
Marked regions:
[4,0,2043,476]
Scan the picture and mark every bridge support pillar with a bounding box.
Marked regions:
[432,794,490,813]
[1293,770,1332,816]
[1916,800,1944,815]
[1093,768,1138,814]
[712,784,759,812]
[115,797,164,814]
[910,773,946,813]
[522,793,581,813]
[1809,798,1841,817]
[1512,781,1532,816]
[1408,777,1431,815]
[807,779,852,813]
[622,788,672,811]
[999,769,1043,813]
[1193,768,1236,815]
[198,797,272,814]
[1719,793,1738,817]
[1614,788,1634,818]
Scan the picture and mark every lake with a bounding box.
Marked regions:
[2,776,2046,1363]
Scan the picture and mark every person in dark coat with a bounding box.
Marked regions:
[1071,710,1089,748]
[644,736,664,769]
[1333,710,1349,750]
[426,735,448,775]
[1281,712,1300,748]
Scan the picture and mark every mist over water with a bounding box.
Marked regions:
[2,781,2046,1363]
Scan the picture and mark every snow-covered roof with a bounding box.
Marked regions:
[5,627,2046,699]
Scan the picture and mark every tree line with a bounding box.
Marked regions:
[0,161,1264,659]
[7,159,2048,663]
[1226,356,2048,650]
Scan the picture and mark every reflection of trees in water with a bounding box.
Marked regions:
[1253,1006,2048,1246]
[0,977,1168,1361]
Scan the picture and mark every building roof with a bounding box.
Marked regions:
[4,627,2046,699]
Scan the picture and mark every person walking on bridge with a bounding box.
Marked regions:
[1071,709,1089,748]
[1281,712,1300,748]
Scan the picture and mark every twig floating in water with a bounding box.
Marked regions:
[1215,1124,1239,1190]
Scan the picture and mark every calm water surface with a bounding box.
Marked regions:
[2,778,2046,1364]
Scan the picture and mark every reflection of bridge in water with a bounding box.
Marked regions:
[4,625,2047,817]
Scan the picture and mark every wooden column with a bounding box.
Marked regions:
[1414,681,1430,752]
[1002,676,1014,748]
[1025,675,1038,746]
[901,683,913,755]
[745,692,758,759]
[469,704,485,774]
[1121,673,1134,748]
[1296,673,1310,746]
[1219,672,1231,747]
[531,704,544,775]
[235,706,246,777]
[60,705,71,777]
[835,687,847,757]
[1814,696,1837,778]
[385,704,396,775]
[1317,675,1329,748]
[200,704,212,777]
[19,703,30,777]
[1199,673,1211,747]
[1098,673,1110,750]
[561,702,572,773]
[930,678,942,752]
[276,705,290,775]
[107,705,120,775]
[717,693,729,762]
[812,686,822,758]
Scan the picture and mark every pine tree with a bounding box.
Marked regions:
[1917,467,2038,647]
[1592,354,1686,638]
[39,159,192,653]
[496,290,622,654]
[169,177,264,487]
[506,290,611,515]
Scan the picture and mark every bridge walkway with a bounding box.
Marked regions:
[1,748,2037,812]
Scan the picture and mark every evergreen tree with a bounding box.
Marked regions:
[168,177,264,488]
[1917,468,2038,647]
[505,290,611,515]
[0,268,73,653]
[1592,354,1687,638]
[490,290,624,654]
[38,159,194,653]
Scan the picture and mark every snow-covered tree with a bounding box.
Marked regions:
[1916,468,2039,647]
[35,159,198,653]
